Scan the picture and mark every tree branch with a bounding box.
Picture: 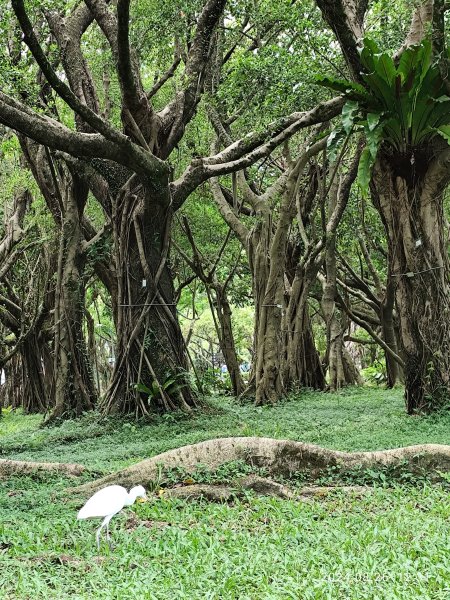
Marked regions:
[0,189,29,264]
[117,0,137,103]
[116,0,154,139]
[337,292,405,368]
[326,146,361,234]
[12,0,126,145]
[83,0,117,50]
[171,97,344,207]
[0,92,168,179]
[147,57,182,99]
[209,179,250,246]
[396,0,433,55]
[422,146,450,200]
[315,0,367,80]
[158,0,227,157]
[44,3,100,124]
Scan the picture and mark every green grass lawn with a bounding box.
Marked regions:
[1,388,449,599]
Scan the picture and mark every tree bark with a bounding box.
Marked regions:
[211,149,327,405]
[0,324,51,414]
[248,207,319,404]
[0,458,85,478]
[102,180,195,416]
[321,193,347,391]
[249,202,325,405]
[282,269,325,395]
[21,334,50,413]
[372,148,450,412]
[380,274,403,387]
[0,357,21,410]
[49,177,97,422]
[213,285,246,396]
[321,185,362,390]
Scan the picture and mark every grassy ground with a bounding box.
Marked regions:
[1,388,449,599]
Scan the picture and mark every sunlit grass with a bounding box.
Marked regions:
[1,388,449,598]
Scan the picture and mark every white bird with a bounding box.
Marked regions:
[77,484,147,549]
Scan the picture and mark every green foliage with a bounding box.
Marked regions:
[193,366,234,395]
[312,459,433,488]
[182,305,253,365]
[318,38,450,193]
[214,0,335,126]
[362,362,388,385]
[315,75,369,101]
[161,460,268,487]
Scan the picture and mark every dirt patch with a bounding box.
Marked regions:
[125,514,171,531]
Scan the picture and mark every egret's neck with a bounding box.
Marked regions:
[124,492,137,506]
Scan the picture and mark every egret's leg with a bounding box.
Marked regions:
[105,516,113,548]
[96,516,109,551]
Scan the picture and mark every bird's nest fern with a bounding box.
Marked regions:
[316,38,450,191]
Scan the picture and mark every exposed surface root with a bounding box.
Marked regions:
[163,475,294,502]
[0,458,85,478]
[163,479,371,503]
[74,437,450,497]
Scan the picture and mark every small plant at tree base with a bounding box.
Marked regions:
[133,370,189,406]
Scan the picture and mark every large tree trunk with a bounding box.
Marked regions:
[102,181,195,416]
[0,357,21,410]
[19,141,98,421]
[373,149,450,413]
[324,312,363,390]
[250,201,324,406]
[20,334,50,414]
[0,317,52,415]
[250,206,284,404]
[49,179,97,422]
[282,273,325,392]
[321,204,361,390]
[247,139,358,403]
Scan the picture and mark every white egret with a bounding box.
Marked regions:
[77,484,147,549]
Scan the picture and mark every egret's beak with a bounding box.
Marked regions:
[137,496,148,504]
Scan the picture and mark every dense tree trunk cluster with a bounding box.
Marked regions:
[0,0,449,418]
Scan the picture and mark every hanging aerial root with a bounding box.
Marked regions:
[74,437,450,496]
[0,458,85,478]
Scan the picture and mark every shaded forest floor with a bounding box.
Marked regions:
[1,388,450,599]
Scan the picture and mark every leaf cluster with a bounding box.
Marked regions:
[318,38,450,192]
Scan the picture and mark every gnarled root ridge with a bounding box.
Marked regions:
[163,478,370,503]
[74,437,450,496]
[0,458,85,478]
